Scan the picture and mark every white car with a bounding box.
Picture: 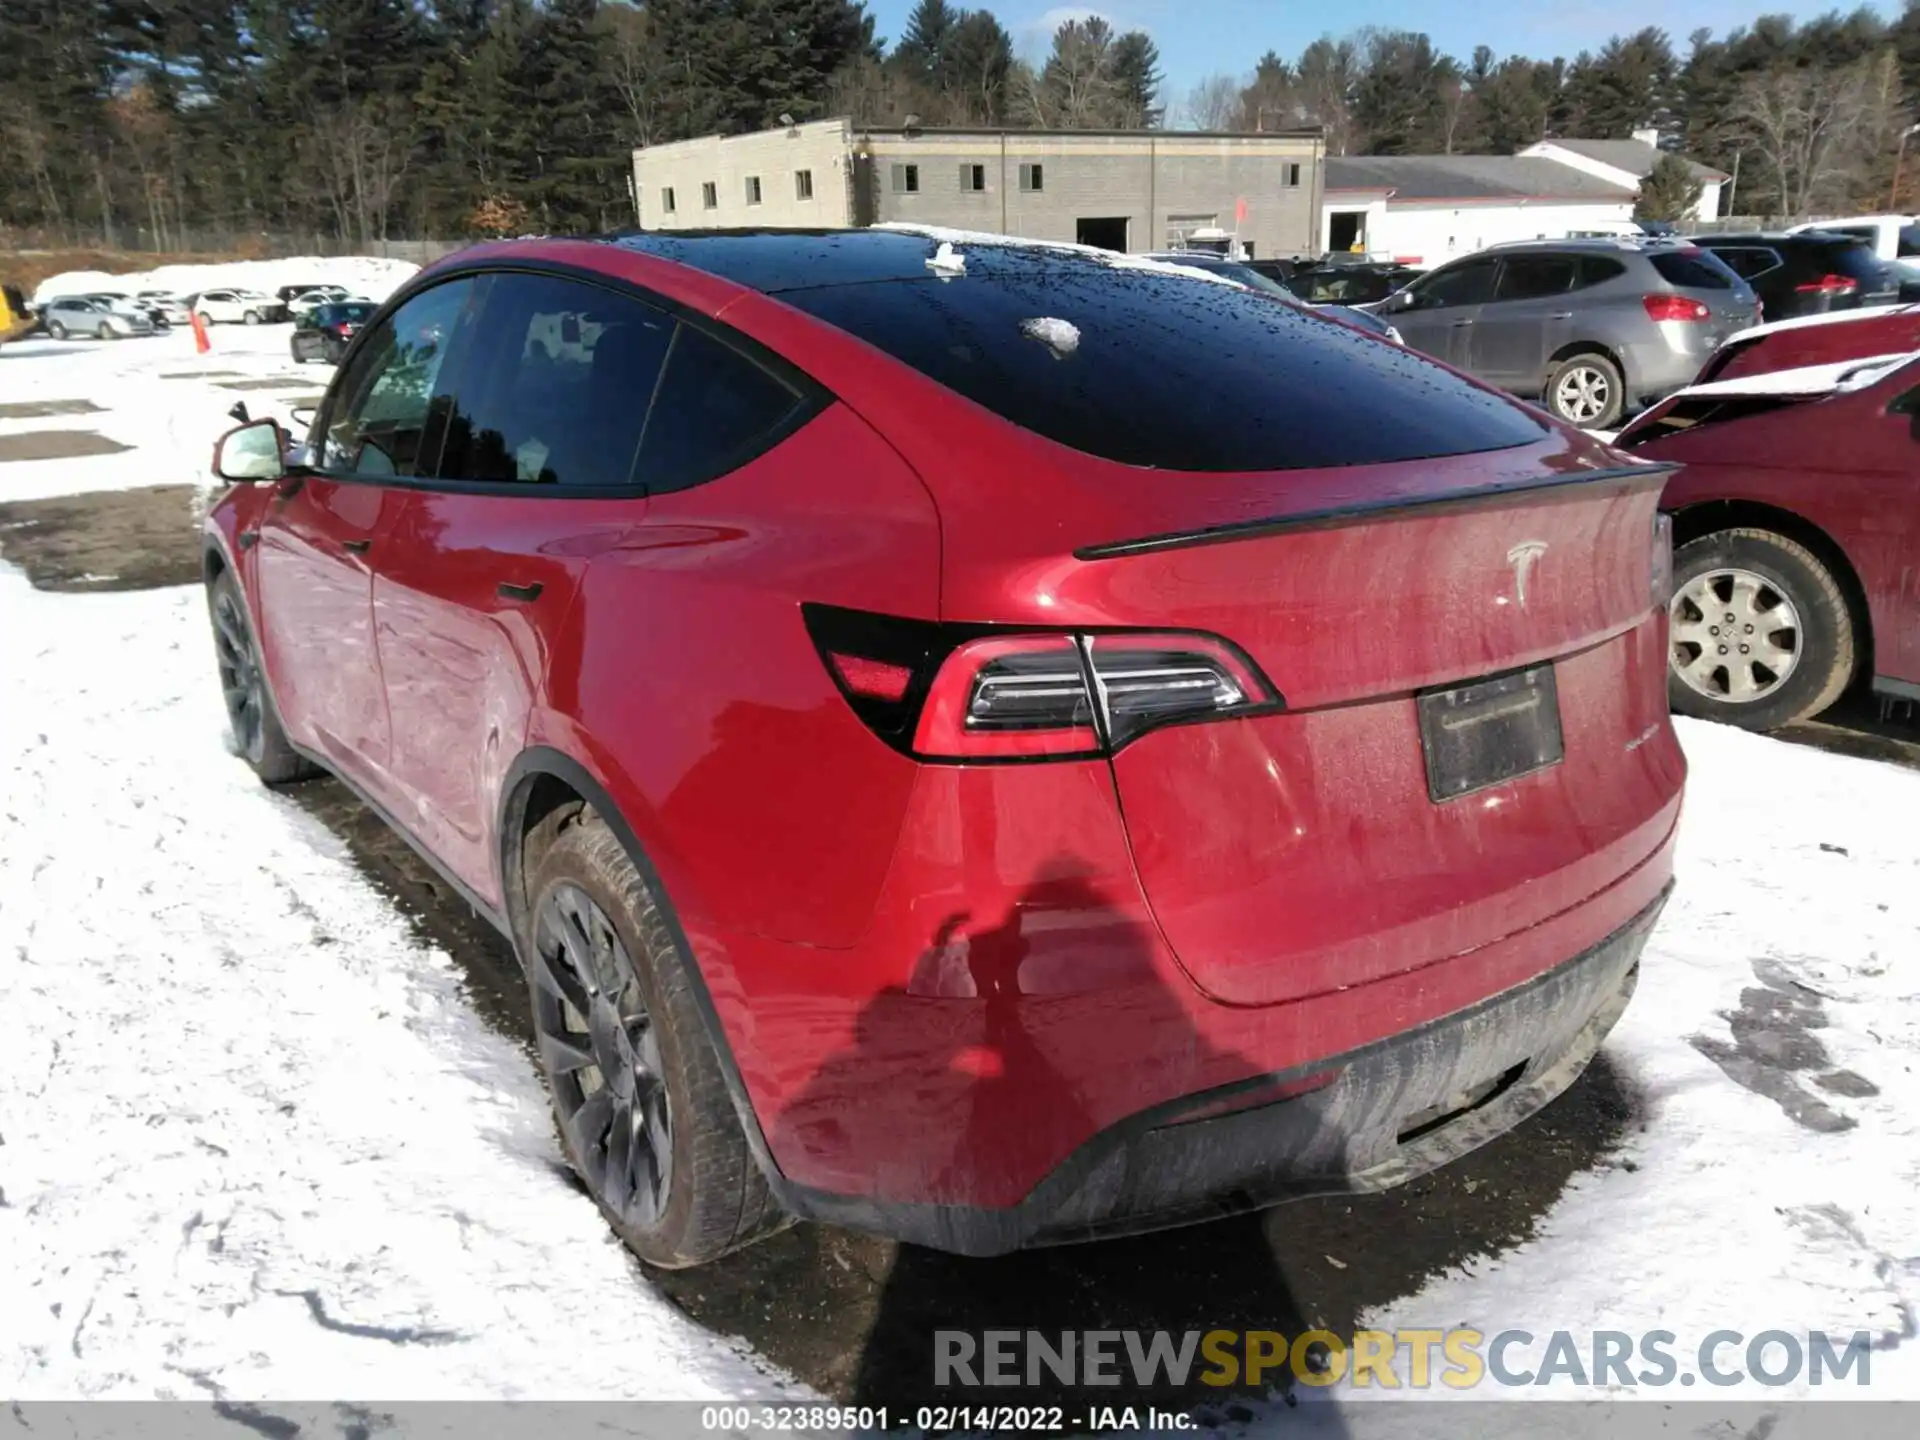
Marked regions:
[135,290,193,325]
[192,289,287,325]
[1787,215,1920,283]
[287,287,351,318]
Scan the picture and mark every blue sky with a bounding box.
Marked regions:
[864,0,1896,107]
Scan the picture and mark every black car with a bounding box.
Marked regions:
[289,300,377,364]
[1688,232,1900,321]
[1139,252,1404,343]
[1284,261,1420,306]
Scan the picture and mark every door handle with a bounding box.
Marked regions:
[1549,311,1574,319]
[341,538,372,554]
[497,581,543,603]
[1450,319,1475,327]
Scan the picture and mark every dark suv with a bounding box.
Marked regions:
[1688,232,1900,321]
[1375,239,1758,428]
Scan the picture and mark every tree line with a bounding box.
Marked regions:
[4,0,1919,251]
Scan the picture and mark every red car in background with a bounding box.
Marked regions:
[1618,325,1920,728]
[201,230,1682,1267]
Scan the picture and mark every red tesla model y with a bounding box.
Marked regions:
[202,230,1684,1266]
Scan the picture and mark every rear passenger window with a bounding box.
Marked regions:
[1709,248,1777,280]
[436,272,673,488]
[321,278,476,479]
[638,326,806,493]
[1650,251,1735,289]
[1494,256,1578,301]
[1576,256,1626,287]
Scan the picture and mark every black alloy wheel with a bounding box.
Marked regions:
[530,882,674,1232]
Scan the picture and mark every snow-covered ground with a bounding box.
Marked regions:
[30,254,421,309]
[1,263,1917,1417]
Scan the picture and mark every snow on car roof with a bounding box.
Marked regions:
[1724,303,1920,345]
[1670,349,1920,400]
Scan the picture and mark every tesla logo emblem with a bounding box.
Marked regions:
[1507,540,1549,609]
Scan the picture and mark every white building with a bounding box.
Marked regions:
[1321,135,1729,268]
[1519,132,1726,224]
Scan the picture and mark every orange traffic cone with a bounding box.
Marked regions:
[189,308,210,354]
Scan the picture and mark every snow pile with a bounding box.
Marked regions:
[0,571,801,1401]
[1353,717,1920,1402]
[925,240,967,277]
[1020,316,1081,357]
[33,255,421,308]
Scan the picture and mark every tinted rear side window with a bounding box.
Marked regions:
[782,257,1542,472]
[1650,251,1735,289]
[1819,242,1892,283]
[1495,255,1579,300]
[1576,256,1627,287]
[638,325,808,493]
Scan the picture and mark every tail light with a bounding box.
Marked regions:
[806,605,1280,762]
[1642,294,1710,322]
[1794,274,1858,296]
[1651,511,1674,608]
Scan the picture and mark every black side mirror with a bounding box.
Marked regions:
[228,401,250,424]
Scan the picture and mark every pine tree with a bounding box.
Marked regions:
[945,10,1013,122]
[892,0,959,86]
[1636,151,1705,218]
[1110,32,1164,127]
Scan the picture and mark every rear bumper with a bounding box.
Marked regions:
[1620,337,1713,405]
[777,886,1666,1255]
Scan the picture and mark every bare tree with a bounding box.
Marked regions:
[1733,61,1873,216]
[1437,77,1472,155]
[607,4,669,149]
[1185,73,1242,131]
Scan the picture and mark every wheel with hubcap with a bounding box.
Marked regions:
[1667,528,1855,730]
[243,309,261,325]
[524,810,785,1269]
[48,320,67,340]
[96,321,114,341]
[1545,353,1624,429]
[207,570,317,784]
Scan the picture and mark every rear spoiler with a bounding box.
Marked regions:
[1075,463,1679,561]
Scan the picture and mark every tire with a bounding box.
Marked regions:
[291,342,307,364]
[47,320,67,340]
[1667,528,1856,731]
[524,810,786,1269]
[243,310,261,325]
[207,570,318,785]
[96,322,114,341]
[196,310,214,327]
[1545,352,1625,429]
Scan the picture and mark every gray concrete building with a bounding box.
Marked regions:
[631,118,1325,259]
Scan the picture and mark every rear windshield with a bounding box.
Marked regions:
[1650,250,1736,289]
[1818,241,1893,282]
[327,303,376,322]
[781,256,1543,472]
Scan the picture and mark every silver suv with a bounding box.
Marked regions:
[1372,239,1758,429]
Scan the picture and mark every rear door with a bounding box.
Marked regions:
[1388,257,1497,367]
[1472,253,1580,391]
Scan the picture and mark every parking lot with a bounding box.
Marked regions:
[3,306,1920,1415]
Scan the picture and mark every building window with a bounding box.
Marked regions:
[1019,163,1044,192]
[745,175,762,205]
[661,186,676,214]
[959,163,986,192]
[702,181,717,210]
[1282,162,1301,188]
[795,169,814,200]
[891,163,920,193]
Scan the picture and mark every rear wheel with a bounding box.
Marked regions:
[207,570,317,784]
[243,309,261,325]
[1667,528,1855,730]
[524,811,785,1269]
[1544,352,1624,429]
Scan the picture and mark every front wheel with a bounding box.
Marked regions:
[207,571,318,784]
[524,811,786,1269]
[1667,528,1856,730]
[48,320,67,340]
[96,322,114,341]
[196,310,214,327]
[1545,353,1624,429]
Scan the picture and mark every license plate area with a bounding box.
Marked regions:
[1416,664,1564,802]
